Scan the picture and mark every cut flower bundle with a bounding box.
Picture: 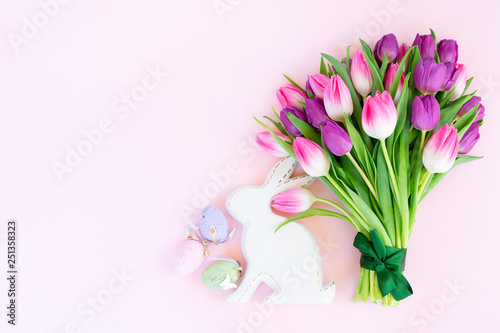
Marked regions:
[255,30,484,307]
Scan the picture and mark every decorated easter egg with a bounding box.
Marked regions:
[201,260,241,289]
[173,239,205,276]
[200,205,228,244]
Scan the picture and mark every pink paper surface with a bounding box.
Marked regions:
[1,0,499,332]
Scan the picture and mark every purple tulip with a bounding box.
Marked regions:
[305,99,329,130]
[280,106,307,137]
[413,59,447,95]
[476,104,486,121]
[322,120,352,156]
[458,122,480,154]
[437,39,458,63]
[411,95,440,131]
[374,33,399,62]
[412,34,435,60]
[457,96,485,121]
[441,62,460,91]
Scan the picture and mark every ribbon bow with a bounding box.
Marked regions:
[353,230,413,301]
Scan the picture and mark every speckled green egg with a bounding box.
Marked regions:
[201,261,241,289]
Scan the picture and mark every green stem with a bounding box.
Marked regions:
[315,197,354,221]
[418,171,433,199]
[418,131,426,155]
[346,152,379,203]
[380,140,400,207]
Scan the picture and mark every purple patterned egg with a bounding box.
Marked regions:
[173,239,205,276]
[200,205,228,243]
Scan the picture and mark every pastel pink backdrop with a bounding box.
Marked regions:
[1,0,499,332]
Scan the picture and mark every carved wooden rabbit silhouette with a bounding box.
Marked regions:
[225,156,335,304]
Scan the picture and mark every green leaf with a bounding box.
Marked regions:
[389,46,416,99]
[407,47,421,85]
[379,54,388,80]
[263,116,287,136]
[340,155,371,206]
[454,104,479,139]
[345,116,376,183]
[436,93,474,130]
[275,208,352,233]
[283,75,306,94]
[344,185,392,246]
[375,144,396,243]
[360,39,384,93]
[320,57,327,76]
[254,117,295,158]
[286,112,321,144]
[345,46,351,73]
[420,155,483,201]
[430,28,440,63]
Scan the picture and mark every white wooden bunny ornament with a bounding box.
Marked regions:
[225,156,335,304]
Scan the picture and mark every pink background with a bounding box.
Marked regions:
[1,0,499,332]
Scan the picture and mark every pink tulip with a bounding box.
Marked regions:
[384,63,405,104]
[324,75,353,122]
[448,64,467,101]
[255,131,291,157]
[397,43,410,66]
[423,124,459,173]
[361,91,398,140]
[292,137,330,177]
[277,84,307,109]
[307,74,330,99]
[350,50,373,97]
[271,188,316,213]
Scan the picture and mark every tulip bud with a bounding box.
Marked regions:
[397,43,410,65]
[280,106,307,137]
[441,62,460,91]
[350,50,373,97]
[324,74,353,122]
[458,122,480,154]
[361,91,398,140]
[276,84,307,109]
[448,64,467,101]
[322,120,352,156]
[271,188,316,213]
[413,59,447,95]
[374,33,399,62]
[456,96,485,121]
[305,99,329,130]
[457,96,481,118]
[423,124,459,173]
[384,63,405,104]
[292,137,330,177]
[307,74,330,99]
[411,95,440,131]
[437,39,458,64]
[255,131,291,157]
[412,34,435,60]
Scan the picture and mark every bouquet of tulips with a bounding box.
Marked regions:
[255,29,484,307]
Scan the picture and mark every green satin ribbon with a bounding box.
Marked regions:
[353,230,413,301]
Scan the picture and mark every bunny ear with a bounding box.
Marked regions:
[263,156,297,188]
[274,174,316,194]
